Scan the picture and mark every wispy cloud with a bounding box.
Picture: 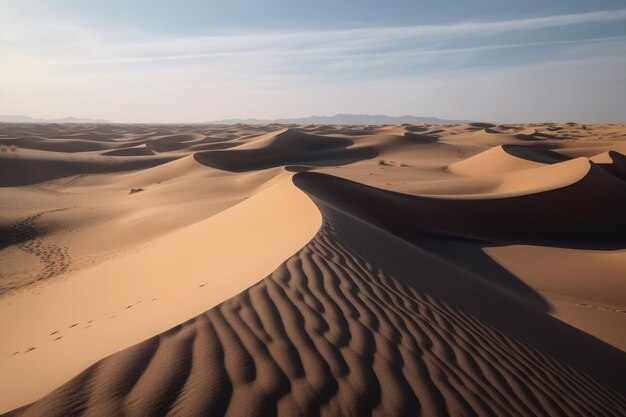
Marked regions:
[5,8,626,65]
[1,7,626,122]
[125,8,626,57]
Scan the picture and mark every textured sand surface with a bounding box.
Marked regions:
[1,122,625,416]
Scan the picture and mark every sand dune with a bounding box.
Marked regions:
[448,144,570,177]
[593,150,626,181]
[195,128,377,171]
[296,164,626,242]
[446,156,594,198]
[0,148,176,187]
[1,122,625,416]
[101,144,155,156]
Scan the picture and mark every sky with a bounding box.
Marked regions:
[1,0,626,123]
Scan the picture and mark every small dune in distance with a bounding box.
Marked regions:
[0,121,625,416]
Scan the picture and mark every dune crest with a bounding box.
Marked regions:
[447,144,568,177]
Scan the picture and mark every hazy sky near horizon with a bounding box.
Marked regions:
[1,1,626,123]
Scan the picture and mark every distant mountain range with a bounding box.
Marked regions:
[0,115,111,124]
[207,114,473,125]
[0,113,472,125]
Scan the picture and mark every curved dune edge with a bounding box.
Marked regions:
[558,142,626,160]
[0,174,321,414]
[101,144,155,157]
[297,164,626,243]
[430,157,591,199]
[439,143,596,199]
[447,145,549,177]
[5,173,626,417]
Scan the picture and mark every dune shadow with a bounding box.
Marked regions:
[403,132,440,143]
[284,165,315,173]
[501,144,571,164]
[596,151,626,182]
[0,155,177,187]
[409,236,551,311]
[294,170,626,314]
[469,122,496,129]
[514,130,572,141]
[293,169,626,248]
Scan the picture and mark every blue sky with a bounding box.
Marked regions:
[1,1,625,123]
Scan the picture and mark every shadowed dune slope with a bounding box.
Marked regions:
[595,151,626,181]
[0,137,117,153]
[501,144,571,164]
[403,131,441,143]
[0,150,176,187]
[6,173,626,417]
[101,144,155,156]
[194,128,377,171]
[296,166,626,244]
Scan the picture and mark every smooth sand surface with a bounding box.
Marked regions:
[1,122,625,416]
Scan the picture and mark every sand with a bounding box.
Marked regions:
[0,122,625,416]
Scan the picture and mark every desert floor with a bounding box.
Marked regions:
[1,122,625,416]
